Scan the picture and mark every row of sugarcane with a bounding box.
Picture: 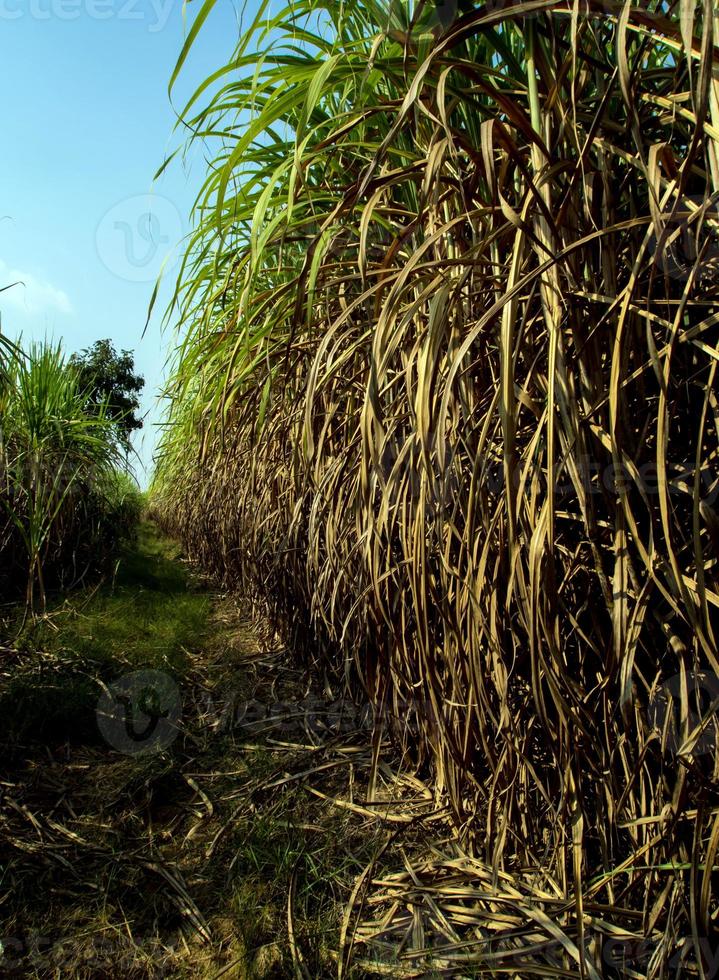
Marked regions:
[152,1,719,973]
[0,338,140,611]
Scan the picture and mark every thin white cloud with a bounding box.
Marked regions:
[0,260,73,318]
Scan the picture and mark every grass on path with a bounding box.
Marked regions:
[1,523,209,750]
[0,523,389,979]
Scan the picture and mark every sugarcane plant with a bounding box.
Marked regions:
[1,340,140,611]
[153,0,719,972]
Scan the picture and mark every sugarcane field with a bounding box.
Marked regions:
[2,1,719,977]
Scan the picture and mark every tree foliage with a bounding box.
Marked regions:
[70,339,144,449]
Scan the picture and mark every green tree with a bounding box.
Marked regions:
[70,340,144,450]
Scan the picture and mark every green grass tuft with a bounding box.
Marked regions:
[1,522,209,749]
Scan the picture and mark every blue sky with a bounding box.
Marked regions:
[0,0,261,483]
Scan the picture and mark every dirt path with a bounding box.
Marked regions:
[1,522,596,980]
[1,525,518,980]
[0,524,391,978]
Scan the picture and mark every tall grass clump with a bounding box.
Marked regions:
[0,339,141,608]
[153,0,719,969]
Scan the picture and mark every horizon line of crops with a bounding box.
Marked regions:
[153,1,719,972]
[0,337,141,611]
